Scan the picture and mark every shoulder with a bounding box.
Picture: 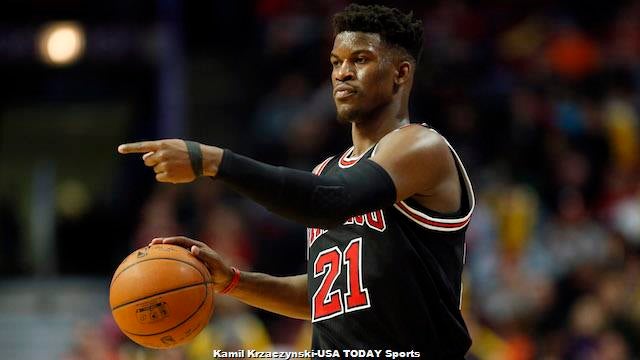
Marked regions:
[375,124,450,161]
[371,124,457,201]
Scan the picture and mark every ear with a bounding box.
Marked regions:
[394,61,412,86]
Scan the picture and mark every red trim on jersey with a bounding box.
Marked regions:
[395,201,471,229]
[313,156,334,175]
[339,156,359,167]
[338,147,371,168]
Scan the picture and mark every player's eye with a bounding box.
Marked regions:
[355,57,367,64]
[331,59,340,67]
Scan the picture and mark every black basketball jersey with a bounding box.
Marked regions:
[306,125,474,359]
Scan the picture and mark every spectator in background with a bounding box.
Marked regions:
[132,186,183,250]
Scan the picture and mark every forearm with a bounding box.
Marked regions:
[209,148,396,228]
[226,273,310,320]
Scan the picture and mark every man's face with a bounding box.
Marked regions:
[330,31,396,123]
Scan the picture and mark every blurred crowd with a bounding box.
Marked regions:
[3,0,639,359]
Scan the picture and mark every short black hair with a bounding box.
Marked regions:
[332,4,424,63]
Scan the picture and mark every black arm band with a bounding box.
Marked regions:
[217,150,397,229]
[184,140,203,177]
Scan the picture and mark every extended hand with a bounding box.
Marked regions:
[150,236,235,293]
[118,139,222,183]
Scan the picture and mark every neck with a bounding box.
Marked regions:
[350,103,409,156]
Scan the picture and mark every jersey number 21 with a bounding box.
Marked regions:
[312,237,371,322]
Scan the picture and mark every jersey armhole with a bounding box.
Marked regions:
[393,129,476,232]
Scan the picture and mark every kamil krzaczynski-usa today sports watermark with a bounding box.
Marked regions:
[212,349,421,359]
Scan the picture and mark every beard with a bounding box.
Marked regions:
[335,96,390,125]
[336,105,365,124]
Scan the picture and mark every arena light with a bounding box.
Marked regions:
[37,21,85,66]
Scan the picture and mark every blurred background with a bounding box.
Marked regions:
[1,0,639,359]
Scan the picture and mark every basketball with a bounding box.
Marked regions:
[109,244,215,349]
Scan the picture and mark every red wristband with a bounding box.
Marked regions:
[220,267,240,294]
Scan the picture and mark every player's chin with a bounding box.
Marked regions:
[335,104,353,121]
[336,106,362,124]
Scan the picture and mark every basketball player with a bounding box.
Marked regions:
[119,4,474,358]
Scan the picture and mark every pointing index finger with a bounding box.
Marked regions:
[118,141,161,154]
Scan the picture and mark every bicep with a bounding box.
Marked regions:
[371,128,451,202]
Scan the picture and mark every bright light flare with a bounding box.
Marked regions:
[37,22,85,66]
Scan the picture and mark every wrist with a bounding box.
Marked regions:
[202,145,224,177]
[220,267,241,295]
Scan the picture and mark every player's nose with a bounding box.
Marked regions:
[335,62,355,82]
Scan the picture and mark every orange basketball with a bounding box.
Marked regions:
[109,244,214,349]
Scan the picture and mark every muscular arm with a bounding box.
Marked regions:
[371,125,460,213]
[208,126,458,224]
[118,125,458,227]
[229,273,310,320]
[214,149,396,228]
[150,236,310,320]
